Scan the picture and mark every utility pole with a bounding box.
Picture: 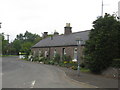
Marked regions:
[7,35,10,42]
[101,0,104,17]
[0,22,2,55]
[0,22,2,28]
[118,1,120,21]
[2,33,10,43]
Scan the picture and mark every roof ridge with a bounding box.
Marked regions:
[42,30,90,40]
[53,30,90,37]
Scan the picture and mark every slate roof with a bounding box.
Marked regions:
[32,30,90,48]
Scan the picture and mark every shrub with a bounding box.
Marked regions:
[71,65,77,70]
[38,57,45,62]
[62,55,72,62]
[32,56,39,62]
[49,60,55,65]
[111,59,120,68]
[80,63,85,68]
[64,61,68,64]
[54,53,60,63]
[59,61,65,67]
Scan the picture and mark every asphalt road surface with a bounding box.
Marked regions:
[2,56,96,88]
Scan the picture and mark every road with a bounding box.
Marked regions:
[2,56,96,88]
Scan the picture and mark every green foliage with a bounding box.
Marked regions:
[32,56,39,62]
[53,53,60,63]
[80,68,90,72]
[80,63,85,68]
[84,13,120,73]
[49,60,55,65]
[12,40,21,54]
[21,42,33,55]
[62,55,72,62]
[111,59,120,68]
[71,65,78,70]
[2,31,42,55]
[1,33,9,55]
[59,61,65,67]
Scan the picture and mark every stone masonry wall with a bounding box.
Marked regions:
[31,45,84,61]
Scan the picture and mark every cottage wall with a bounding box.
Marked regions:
[31,45,85,62]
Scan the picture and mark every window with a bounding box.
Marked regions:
[77,40,81,45]
[33,51,36,56]
[54,48,57,57]
[38,49,41,57]
[45,51,48,57]
[62,48,66,56]
[74,48,77,60]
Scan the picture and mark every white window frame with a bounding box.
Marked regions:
[74,48,77,60]
[45,51,48,57]
[54,48,57,57]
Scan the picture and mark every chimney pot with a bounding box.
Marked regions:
[66,23,70,27]
[43,32,48,38]
[54,30,59,36]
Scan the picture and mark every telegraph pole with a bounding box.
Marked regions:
[0,22,2,55]
[7,35,10,42]
[0,22,2,28]
[101,0,104,17]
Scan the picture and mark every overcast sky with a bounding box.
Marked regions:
[0,0,120,42]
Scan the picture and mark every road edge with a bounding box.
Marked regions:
[57,67,98,88]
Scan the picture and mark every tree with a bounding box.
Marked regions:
[16,33,24,40]
[84,13,120,73]
[11,31,42,55]
[20,42,33,55]
[12,39,22,54]
[1,33,9,55]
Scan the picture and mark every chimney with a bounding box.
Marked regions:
[64,23,72,35]
[54,30,59,36]
[43,32,48,38]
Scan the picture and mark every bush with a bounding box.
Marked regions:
[32,56,39,62]
[64,61,68,64]
[80,63,85,68]
[62,55,72,62]
[38,57,46,62]
[59,61,65,67]
[44,60,48,64]
[49,60,55,65]
[54,53,60,63]
[71,65,77,70]
[111,59,120,68]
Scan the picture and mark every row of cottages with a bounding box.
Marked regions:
[31,23,90,62]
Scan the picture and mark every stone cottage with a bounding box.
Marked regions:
[31,23,90,62]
